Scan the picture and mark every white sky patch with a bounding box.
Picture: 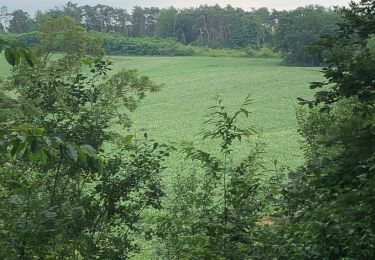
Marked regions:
[2,0,350,15]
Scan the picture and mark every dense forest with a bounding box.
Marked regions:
[0,0,375,259]
[0,2,343,65]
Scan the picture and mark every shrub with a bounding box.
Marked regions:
[2,30,275,58]
[156,96,270,259]
[17,31,40,47]
[245,45,257,57]
[255,47,279,58]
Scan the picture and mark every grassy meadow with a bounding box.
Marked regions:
[0,55,321,168]
[110,56,320,169]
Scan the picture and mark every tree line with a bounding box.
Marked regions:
[0,2,343,65]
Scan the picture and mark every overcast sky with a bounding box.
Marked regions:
[2,0,350,15]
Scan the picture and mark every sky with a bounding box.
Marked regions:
[1,0,350,15]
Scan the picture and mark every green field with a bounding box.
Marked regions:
[110,56,320,168]
[0,56,321,168]
[0,54,9,77]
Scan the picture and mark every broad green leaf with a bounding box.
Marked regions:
[13,49,21,66]
[66,144,78,161]
[39,149,48,164]
[19,48,34,67]
[77,149,87,163]
[81,144,97,158]
[29,149,39,162]
[4,48,16,66]
[11,139,21,157]
[31,138,39,154]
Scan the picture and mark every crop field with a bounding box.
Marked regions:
[1,55,321,168]
[110,56,320,169]
[1,56,321,168]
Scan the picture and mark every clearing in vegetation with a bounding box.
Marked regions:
[110,56,320,168]
[0,55,320,168]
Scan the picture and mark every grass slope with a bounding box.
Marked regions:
[0,55,321,167]
[111,56,320,168]
[0,53,9,77]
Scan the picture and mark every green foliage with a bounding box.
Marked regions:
[275,5,342,66]
[254,47,279,59]
[93,32,247,57]
[0,16,169,258]
[257,1,375,259]
[156,96,268,259]
[367,34,375,55]
[245,45,280,59]
[192,46,247,58]
[36,4,276,49]
[0,122,101,167]
[2,1,372,257]
[34,16,103,61]
[16,31,40,47]
[8,9,34,34]
[156,7,178,37]
[97,33,195,56]
[1,3,353,66]
[0,38,34,67]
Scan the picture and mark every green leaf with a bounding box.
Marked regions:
[123,134,134,144]
[11,139,21,157]
[4,48,16,66]
[13,49,21,66]
[81,144,97,158]
[31,138,39,154]
[29,149,40,162]
[20,48,34,67]
[77,149,87,163]
[54,137,64,145]
[39,149,48,164]
[66,144,78,161]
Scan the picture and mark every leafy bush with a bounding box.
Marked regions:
[16,31,39,47]
[257,2,375,259]
[94,32,247,57]
[255,47,279,59]
[245,45,257,57]
[0,17,169,259]
[195,46,247,57]
[0,33,15,44]
[3,30,249,58]
[156,96,273,259]
[0,31,39,48]
[245,46,280,59]
[91,32,194,56]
